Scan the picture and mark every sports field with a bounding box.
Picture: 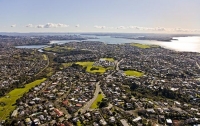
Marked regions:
[76,62,107,74]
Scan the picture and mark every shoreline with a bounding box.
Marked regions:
[15,40,200,54]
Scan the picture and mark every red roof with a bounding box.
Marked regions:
[62,100,69,106]
[76,104,82,107]
[54,108,64,117]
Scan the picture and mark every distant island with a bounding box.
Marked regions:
[81,33,199,42]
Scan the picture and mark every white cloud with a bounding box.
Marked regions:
[26,24,33,28]
[57,23,69,28]
[135,27,143,30]
[36,23,69,28]
[94,25,106,29]
[11,24,16,28]
[129,26,166,31]
[131,26,146,30]
[92,25,200,33]
[18,23,200,33]
[129,26,134,29]
[44,23,56,28]
[193,29,200,32]
[170,28,200,33]
[107,27,115,29]
[117,26,127,29]
[37,25,44,28]
[173,28,190,32]
[154,27,166,31]
[44,23,69,28]
[129,26,141,30]
[128,26,200,33]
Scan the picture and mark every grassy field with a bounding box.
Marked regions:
[76,62,107,74]
[61,63,73,69]
[44,46,73,53]
[100,58,115,62]
[42,54,48,60]
[130,43,151,48]
[46,67,53,77]
[0,78,46,120]
[90,93,104,109]
[124,70,144,77]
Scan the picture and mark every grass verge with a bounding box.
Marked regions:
[77,121,82,126]
[90,93,104,109]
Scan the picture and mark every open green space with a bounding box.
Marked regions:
[90,93,104,109]
[0,78,46,120]
[44,46,74,53]
[46,67,53,77]
[130,43,151,48]
[76,121,82,126]
[131,43,159,49]
[76,62,108,74]
[100,58,115,62]
[61,62,73,69]
[124,70,144,77]
[42,54,48,60]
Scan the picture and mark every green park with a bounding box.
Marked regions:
[0,78,46,120]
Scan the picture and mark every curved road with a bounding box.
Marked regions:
[196,62,200,69]
[75,59,123,116]
[75,82,100,115]
[116,59,123,71]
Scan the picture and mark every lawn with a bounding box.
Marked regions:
[46,67,53,77]
[76,121,82,126]
[124,70,144,77]
[130,43,151,48]
[90,93,104,109]
[76,62,107,74]
[61,63,73,69]
[0,78,46,120]
[42,54,48,60]
[100,58,115,62]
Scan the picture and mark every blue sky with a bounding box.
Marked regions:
[0,0,200,33]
